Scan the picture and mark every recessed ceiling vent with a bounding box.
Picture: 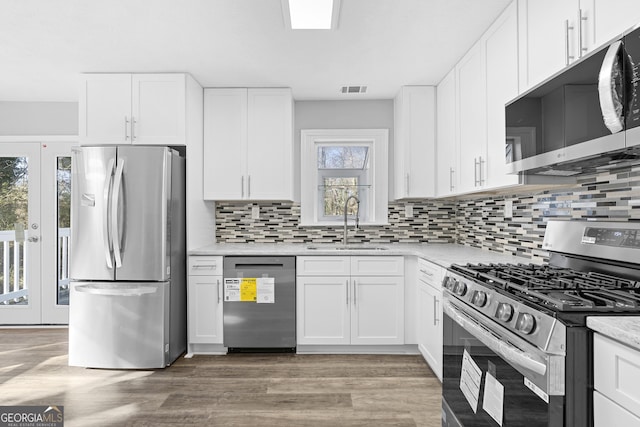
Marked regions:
[340,85,367,94]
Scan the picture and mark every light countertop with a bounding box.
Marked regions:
[189,243,534,269]
[587,316,640,352]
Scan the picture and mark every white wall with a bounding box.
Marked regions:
[293,100,394,201]
[0,102,78,135]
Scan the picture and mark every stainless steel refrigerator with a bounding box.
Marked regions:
[68,145,186,369]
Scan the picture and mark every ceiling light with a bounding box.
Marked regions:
[282,0,341,30]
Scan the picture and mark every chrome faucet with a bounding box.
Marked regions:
[343,195,360,245]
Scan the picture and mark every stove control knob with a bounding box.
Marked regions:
[471,291,487,307]
[444,277,457,291]
[454,282,468,297]
[496,303,514,322]
[516,313,536,335]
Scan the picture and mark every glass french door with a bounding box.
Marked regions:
[0,141,74,324]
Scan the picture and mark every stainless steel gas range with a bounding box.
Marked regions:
[441,220,640,427]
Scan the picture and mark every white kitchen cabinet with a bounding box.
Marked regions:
[187,256,225,354]
[203,87,294,201]
[79,73,190,145]
[416,258,444,381]
[592,0,640,47]
[456,39,487,194]
[484,0,520,189]
[436,69,457,197]
[518,0,640,92]
[593,333,640,426]
[296,256,405,346]
[393,86,436,199]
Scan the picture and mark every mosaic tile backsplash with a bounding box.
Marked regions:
[215,165,640,262]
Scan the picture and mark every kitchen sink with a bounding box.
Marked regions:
[306,245,388,251]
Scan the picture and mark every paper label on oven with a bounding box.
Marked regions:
[460,349,482,413]
[256,278,275,303]
[224,278,241,301]
[482,372,504,426]
[581,235,596,244]
[524,377,549,403]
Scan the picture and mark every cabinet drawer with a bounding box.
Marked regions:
[594,333,640,418]
[188,256,223,276]
[297,256,351,276]
[417,258,443,287]
[351,256,404,276]
[594,391,640,427]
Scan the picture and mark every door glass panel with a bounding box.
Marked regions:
[57,156,71,305]
[0,157,29,305]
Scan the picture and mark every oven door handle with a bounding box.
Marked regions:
[444,301,547,376]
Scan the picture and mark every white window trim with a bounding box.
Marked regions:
[300,129,388,226]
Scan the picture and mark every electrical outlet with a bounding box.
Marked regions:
[251,205,260,220]
[504,200,513,219]
[405,203,414,218]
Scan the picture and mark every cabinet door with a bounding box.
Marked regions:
[297,276,350,345]
[131,74,186,145]
[436,69,457,196]
[79,74,132,144]
[593,0,640,47]
[187,275,223,344]
[393,86,436,199]
[456,41,487,194]
[203,88,247,200]
[522,0,578,89]
[246,88,294,200]
[418,281,442,380]
[351,276,404,345]
[484,1,521,190]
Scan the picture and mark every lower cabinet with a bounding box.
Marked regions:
[187,256,224,354]
[416,258,444,380]
[296,256,405,346]
[593,333,640,426]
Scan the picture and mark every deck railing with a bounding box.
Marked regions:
[0,228,70,303]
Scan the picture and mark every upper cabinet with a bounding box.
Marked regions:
[393,86,436,199]
[79,73,191,145]
[203,88,294,201]
[435,69,457,197]
[520,0,640,91]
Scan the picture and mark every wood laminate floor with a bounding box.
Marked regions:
[0,329,442,426]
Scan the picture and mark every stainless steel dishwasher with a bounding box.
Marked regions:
[223,256,296,351]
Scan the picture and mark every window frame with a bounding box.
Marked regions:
[300,129,388,226]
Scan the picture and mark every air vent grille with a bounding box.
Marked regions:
[340,86,367,94]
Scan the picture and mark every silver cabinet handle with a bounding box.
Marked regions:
[578,9,587,57]
[565,19,575,65]
[192,264,216,270]
[405,173,410,196]
[479,156,485,186]
[449,167,455,192]
[433,296,439,325]
[241,176,244,198]
[124,116,130,140]
[419,269,434,277]
[248,175,251,198]
[132,117,137,141]
[217,278,221,304]
[353,280,357,305]
[473,158,479,187]
[346,279,349,305]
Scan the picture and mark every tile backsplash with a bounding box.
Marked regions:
[216,165,640,262]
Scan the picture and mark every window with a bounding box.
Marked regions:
[301,129,388,226]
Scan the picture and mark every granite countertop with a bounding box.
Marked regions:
[587,316,640,352]
[189,243,534,269]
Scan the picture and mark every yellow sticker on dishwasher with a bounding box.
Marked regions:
[240,278,257,302]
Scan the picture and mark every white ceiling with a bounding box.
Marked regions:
[0,0,511,102]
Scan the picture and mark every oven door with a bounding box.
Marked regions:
[442,296,564,427]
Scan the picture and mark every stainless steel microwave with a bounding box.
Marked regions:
[505,24,640,176]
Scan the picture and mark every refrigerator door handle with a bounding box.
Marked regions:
[75,284,158,297]
[103,158,115,269]
[111,158,125,268]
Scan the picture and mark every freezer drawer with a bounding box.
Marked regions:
[223,256,296,349]
[69,281,170,369]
